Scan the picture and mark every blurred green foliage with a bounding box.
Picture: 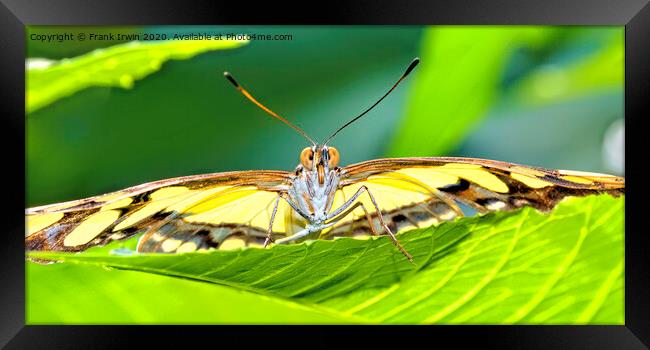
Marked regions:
[28,195,623,324]
[390,26,623,160]
[26,26,422,206]
[26,26,623,207]
[389,27,552,156]
[27,39,248,113]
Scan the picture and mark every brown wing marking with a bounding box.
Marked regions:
[136,220,290,253]
[27,170,291,215]
[136,194,290,253]
[324,159,625,240]
[25,170,291,252]
[340,157,624,213]
[323,196,460,240]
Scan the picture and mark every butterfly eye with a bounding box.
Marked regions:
[328,147,340,168]
[300,147,314,170]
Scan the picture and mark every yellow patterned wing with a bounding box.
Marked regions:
[26,170,295,253]
[324,157,624,238]
[26,157,625,253]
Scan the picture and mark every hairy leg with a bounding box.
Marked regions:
[320,201,381,239]
[327,186,413,262]
[264,196,281,247]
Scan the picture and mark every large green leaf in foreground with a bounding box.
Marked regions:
[26,39,248,113]
[28,195,623,324]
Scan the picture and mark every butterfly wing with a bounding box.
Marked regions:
[27,157,626,252]
[26,170,295,252]
[323,157,624,238]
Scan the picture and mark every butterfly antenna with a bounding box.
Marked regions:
[323,57,420,145]
[224,71,317,146]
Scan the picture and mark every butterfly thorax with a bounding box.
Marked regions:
[287,145,341,224]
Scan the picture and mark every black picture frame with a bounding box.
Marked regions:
[1,0,648,348]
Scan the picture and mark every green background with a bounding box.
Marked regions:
[26,26,623,207]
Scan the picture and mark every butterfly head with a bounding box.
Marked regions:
[289,144,341,221]
[299,145,340,185]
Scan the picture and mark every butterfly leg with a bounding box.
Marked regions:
[264,196,281,248]
[321,201,382,239]
[278,193,312,220]
[341,194,381,237]
[275,219,342,244]
[269,193,324,245]
[274,227,312,244]
[356,203,382,236]
[326,186,414,263]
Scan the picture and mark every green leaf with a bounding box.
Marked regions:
[26,39,248,113]
[388,27,557,156]
[387,27,623,157]
[512,32,623,106]
[28,194,624,324]
[26,262,353,324]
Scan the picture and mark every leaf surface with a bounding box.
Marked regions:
[27,39,248,113]
[28,195,624,324]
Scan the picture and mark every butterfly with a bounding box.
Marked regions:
[25,58,625,263]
